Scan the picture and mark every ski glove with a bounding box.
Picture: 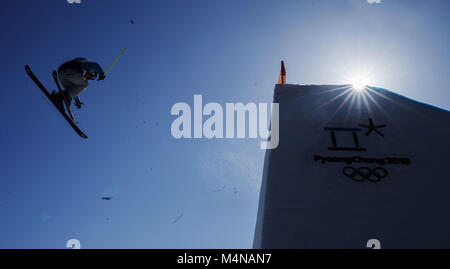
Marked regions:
[75,101,84,109]
[98,73,106,81]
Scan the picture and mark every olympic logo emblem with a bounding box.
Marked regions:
[342,167,388,183]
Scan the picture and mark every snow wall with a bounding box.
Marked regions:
[254,84,450,248]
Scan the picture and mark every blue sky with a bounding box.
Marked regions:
[0,0,449,248]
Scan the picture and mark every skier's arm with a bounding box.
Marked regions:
[86,62,105,80]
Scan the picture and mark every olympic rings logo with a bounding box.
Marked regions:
[342,167,388,183]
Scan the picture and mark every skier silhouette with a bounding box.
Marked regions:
[51,57,105,109]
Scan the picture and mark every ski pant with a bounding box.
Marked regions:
[58,69,89,99]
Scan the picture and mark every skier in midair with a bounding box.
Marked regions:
[51,57,105,110]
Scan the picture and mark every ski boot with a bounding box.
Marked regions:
[50,91,65,111]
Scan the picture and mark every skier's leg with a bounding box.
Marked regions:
[64,94,73,107]
[58,69,89,99]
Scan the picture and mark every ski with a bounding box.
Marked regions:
[25,65,88,139]
[52,70,77,123]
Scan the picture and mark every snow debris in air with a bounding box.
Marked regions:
[173,213,183,224]
[211,185,226,192]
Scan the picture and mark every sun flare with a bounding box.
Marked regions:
[352,78,367,91]
[348,72,373,91]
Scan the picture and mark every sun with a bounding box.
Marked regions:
[349,73,373,91]
[352,77,367,91]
